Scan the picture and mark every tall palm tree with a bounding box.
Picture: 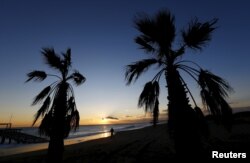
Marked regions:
[26,48,86,162]
[125,10,233,159]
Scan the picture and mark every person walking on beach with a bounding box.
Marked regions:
[110,127,114,138]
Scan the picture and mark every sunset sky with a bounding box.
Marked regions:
[0,0,250,127]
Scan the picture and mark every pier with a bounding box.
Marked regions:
[0,123,48,144]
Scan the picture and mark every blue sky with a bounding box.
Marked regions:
[0,0,250,126]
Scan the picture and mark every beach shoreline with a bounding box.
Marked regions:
[0,132,111,157]
[0,124,173,162]
[1,121,250,162]
[0,122,156,157]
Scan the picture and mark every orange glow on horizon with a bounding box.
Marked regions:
[99,117,110,124]
[2,111,168,128]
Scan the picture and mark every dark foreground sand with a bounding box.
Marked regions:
[0,124,175,163]
[1,121,250,162]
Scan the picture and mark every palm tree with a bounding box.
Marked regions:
[26,48,86,162]
[125,10,233,159]
[138,80,159,126]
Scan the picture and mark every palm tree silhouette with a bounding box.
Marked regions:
[125,10,233,159]
[26,48,86,162]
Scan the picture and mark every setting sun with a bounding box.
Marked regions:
[100,118,109,124]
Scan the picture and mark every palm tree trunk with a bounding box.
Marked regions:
[47,82,67,163]
[153,100,159,127]
[166,66,204,159]
[47,135,64,163]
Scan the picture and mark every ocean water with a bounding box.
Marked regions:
[0,123,152,157]
[21,122,151,139]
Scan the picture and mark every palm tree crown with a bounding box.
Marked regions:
[125,10,232,125]
[26,48,86,137]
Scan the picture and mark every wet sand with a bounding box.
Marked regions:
[0,132,110,157]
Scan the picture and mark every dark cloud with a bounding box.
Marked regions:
[106,116,119,120]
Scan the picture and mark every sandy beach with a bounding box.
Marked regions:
[1,121,250,162]
[0,124,174,162]
[0,132,111,157]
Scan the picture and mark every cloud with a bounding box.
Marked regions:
[106,116,119,120]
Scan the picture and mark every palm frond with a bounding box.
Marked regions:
[67,71,86,85]
[70,110,80,130]
[61,48,72,77]
[32,86,51,105]
[134,13,154,47]
[153,81,160,97]
[64,96,79,137]
[174,47,185,58]
[153,98,159,126]
[26,70,47,82]
[39,111,53,136]
[66,96,76,113]
[125,59,158,85]
[135,36,155,53]
[200,89,219,115]
[32,96,51,126]
[138,81,159,112]
[199,70,233,99]
[67,96,80,130]
[198,70,233,119]
[62,48,72,68]
[155,10,176,50]
[42,48,62,70]
[182,18,218,50]
[134,10,175,54]
[51,82,70,106]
